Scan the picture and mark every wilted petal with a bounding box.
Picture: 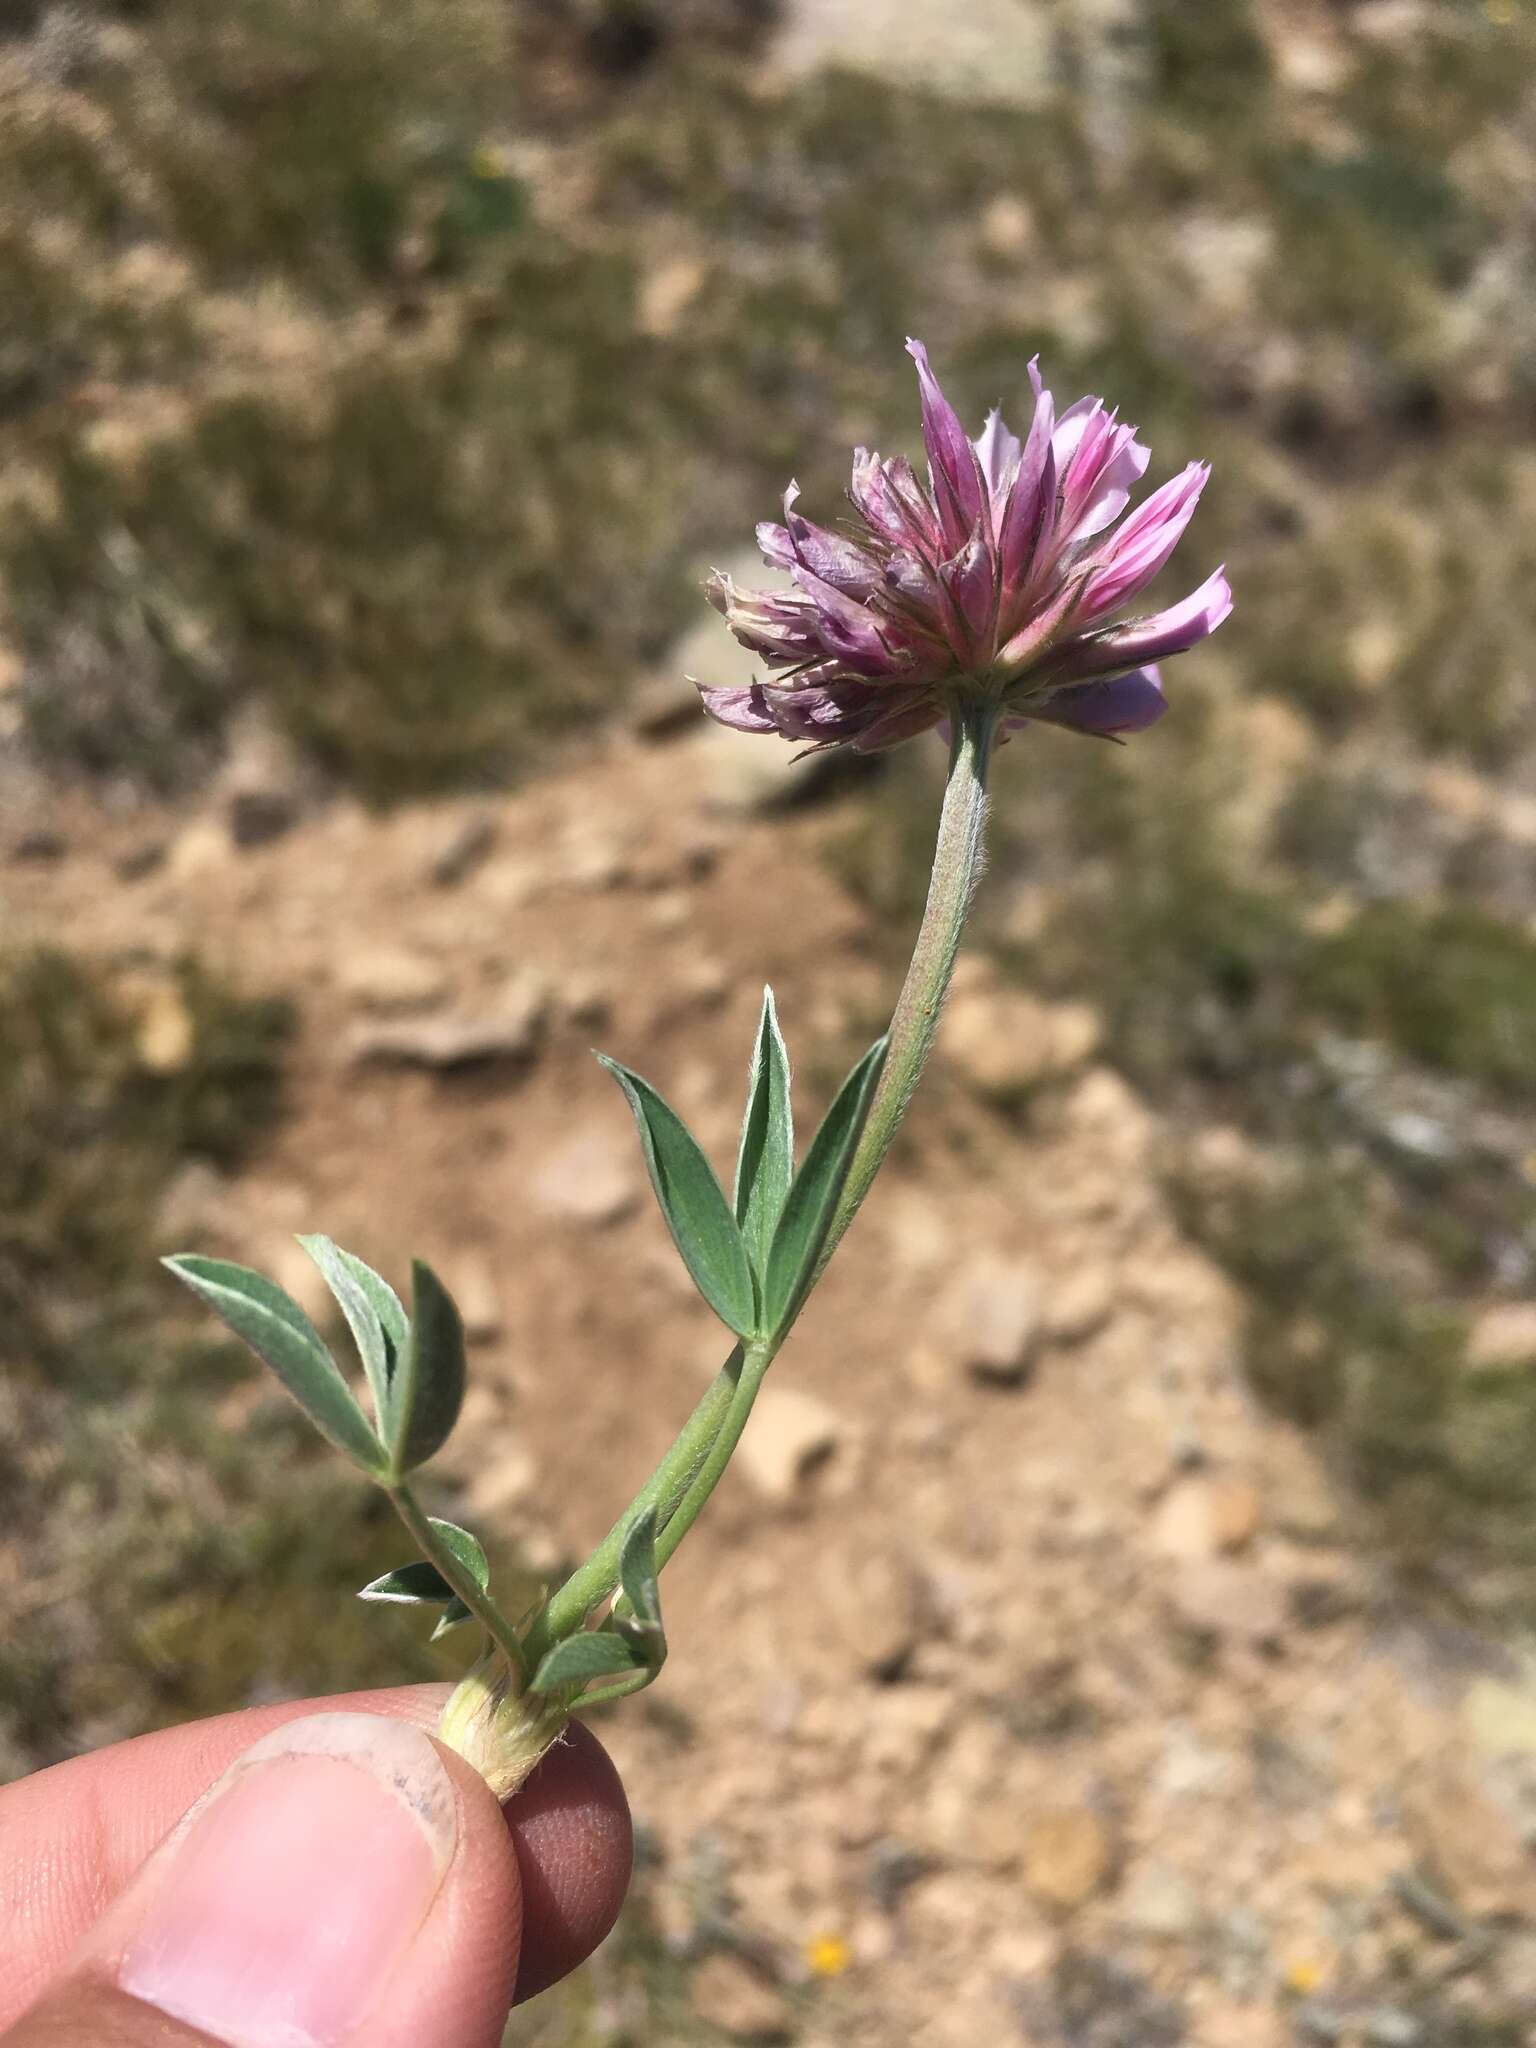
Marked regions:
[1062,566,1232,677]
[907,337,987,553]
[697,683,779,733]
[783,485,884,599]
[791,565,908,675]
[938,526,997,654]
[1035,665,1168,736]
[1077,463,1209,622]
[755,520,796,570]
[850,690,946,753]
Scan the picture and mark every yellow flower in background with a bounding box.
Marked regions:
[806,1934,851,1980]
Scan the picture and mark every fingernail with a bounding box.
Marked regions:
[117,1712,457,2048]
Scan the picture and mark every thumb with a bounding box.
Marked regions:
[7,1712,523,2048]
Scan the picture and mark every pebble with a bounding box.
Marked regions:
[1166,1559,1287,1647]
[1465,1302,1536,1371]
[337,946,449,1016]
[941,985,1102,1098]
[942,1252,1042,1386]
[346,972,545,1069]
[423,808,497,888]
[528,1125,641,1227]
[736,1386,844,1504]
[1152,1476,1263,1560]
[1021,1805,1117,1912]
[1116,1861,1203,1938]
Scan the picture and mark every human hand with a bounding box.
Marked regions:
[0,1684,631,2046]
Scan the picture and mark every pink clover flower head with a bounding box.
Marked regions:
[698,339,1231,753]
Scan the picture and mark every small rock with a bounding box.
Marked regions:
[453,1253,504,1345]
[424,809,497,888]
[529,1126,641,1227]
[1117,1862,1203,1939]
[737,1386,844,1504]
[11,827,66,863]
[1152,1477,1262,1561]
[219,713,305,847]
[1462,1677,1536,1758]
[817,1553,922,1681]
[347,973,544,1070]
[1466,1302,1536,1371]
[942,1253,1042,1386]
[132,979,196,1075]
[1041,1266,1115,1345]
[689,1954,792,2042]
[942,986,1102,1097]
[337,946,449,1017]
[1166,1560,1287,1647]
[1021,1805,1117,1913]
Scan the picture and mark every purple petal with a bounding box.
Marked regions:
[937,526,998,656]
[996,366,1056,596]
[906,337,987,554]
[994,571,1087,676]
[782,483,884,599]
[1064,566,1232,676]
[790,564,909,676]
[1036,665,1168,736]
[973,406,1022,503]
[850,690,946,754]
[1055,404,1151,543]
[1076,463,1210,623]
[755,520,796,570]
[697,683,779,733]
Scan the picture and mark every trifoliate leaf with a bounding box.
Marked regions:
[164,1254,384,1473]
[762,1036,887,1336]
[531,1630,642,1693]
[298,1235,405,1425]
[597,1055,758,1336]
[382,1261,467,1475]
[734,988,794,1278]
[359,1560,456,1605]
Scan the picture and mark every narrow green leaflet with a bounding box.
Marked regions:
[383,1261,467,1475]
[616,1507,666,1672]
[359,1560,456,1605]
[531,1630,642,1693]
[422,1519,488,1640]
[431,1598,476,1640]
[298,1235,398,1423]
[597,1055,758,1337]
[164,1254,384,1473]
[428,1517,489,1590]
[762,1036,888,1336]
[734,988,794,1277]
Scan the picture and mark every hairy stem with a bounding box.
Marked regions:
[520,1349,743,1668]
[817,696,999,1273]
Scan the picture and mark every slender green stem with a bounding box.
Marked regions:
[522,697,998,1676]
[520,1347,744,1668]
[816,695,999,1276]
[652,1340,772,1569]
[386,1482,529,1687]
